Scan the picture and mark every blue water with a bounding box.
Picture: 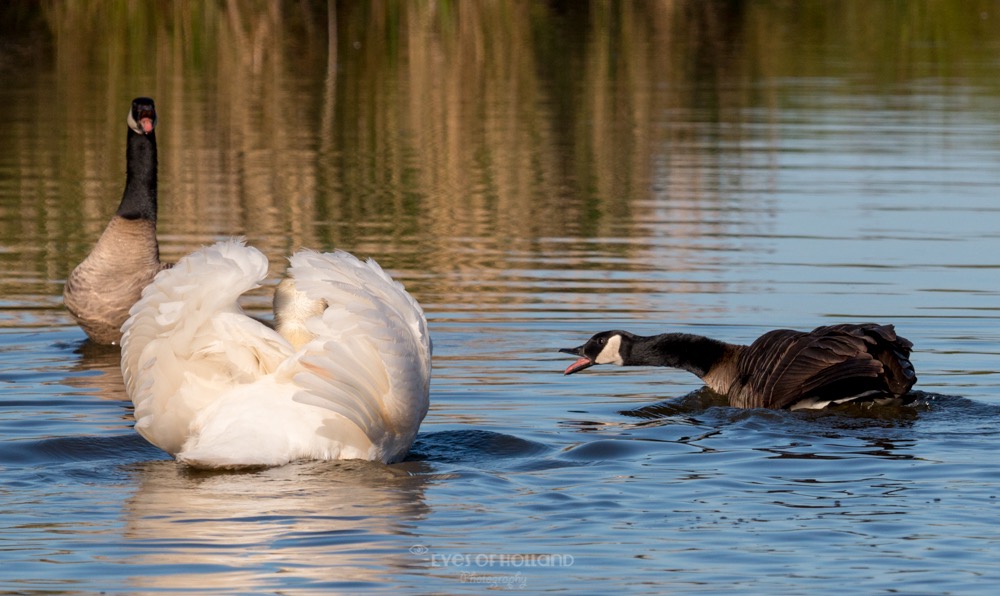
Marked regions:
[4,2,1000,593]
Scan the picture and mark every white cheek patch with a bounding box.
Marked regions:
[595,334,624,365]
[127,108,140,134]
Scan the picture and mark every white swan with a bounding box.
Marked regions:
[120,239,432,469]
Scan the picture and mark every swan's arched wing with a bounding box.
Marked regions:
[283,250,431,460]
[121,239,293,455]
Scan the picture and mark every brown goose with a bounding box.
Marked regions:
[560,323,916,410]
[63,97,168,345]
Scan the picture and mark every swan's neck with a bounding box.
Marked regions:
[273,279,326,350]
[627,333,742,392]
[117,129,158,221]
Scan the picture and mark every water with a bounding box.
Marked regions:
[2,1,1000,593]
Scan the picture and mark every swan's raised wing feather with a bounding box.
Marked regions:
[121,239,293,455]
[284,250,431,460]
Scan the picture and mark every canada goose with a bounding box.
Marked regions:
[64,97,168,345]
[560,323,916,410]
[120,238,432,469]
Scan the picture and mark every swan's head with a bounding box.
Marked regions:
[559,330,627,375]
[273,278,327,350]
[127,97,157,135]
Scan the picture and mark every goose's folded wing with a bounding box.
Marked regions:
[121,239,293,454]
[741,326,888,409]
[284,250,431,450]
[820,323,916,395]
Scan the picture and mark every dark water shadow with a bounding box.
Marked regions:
[555,388,996,464]
[616,389,959,428]
[0,432,161,467]
[15,428,558,480]
[407,429,554,469]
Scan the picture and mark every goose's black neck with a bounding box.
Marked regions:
[116,128,158,221]
[625,333,732,378]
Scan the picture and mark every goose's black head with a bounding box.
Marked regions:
[127,97,157,135]
[559,330,631,375]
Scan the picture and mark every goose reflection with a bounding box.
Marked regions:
[121,459,434,591]
[62,341,128,401]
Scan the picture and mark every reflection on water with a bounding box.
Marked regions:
[63,340,129,401]
[122,460,433,592]
[2,0,1000,593]
[1,1,996,296]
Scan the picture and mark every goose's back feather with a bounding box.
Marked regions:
[729,323,915,409]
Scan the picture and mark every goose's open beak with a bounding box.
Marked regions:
[559,346,593,375]
[135,106,156,133]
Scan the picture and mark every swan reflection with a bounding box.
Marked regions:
[122,458,434,591]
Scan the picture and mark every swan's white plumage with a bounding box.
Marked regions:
[120,239,431,469]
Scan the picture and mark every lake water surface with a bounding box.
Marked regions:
[2,2,1000,593]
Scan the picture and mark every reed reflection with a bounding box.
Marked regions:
[22,2,780,287]
[0,1,996,315]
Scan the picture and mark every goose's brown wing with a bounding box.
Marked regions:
[730,323,916,409]
[818,323,916,395]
